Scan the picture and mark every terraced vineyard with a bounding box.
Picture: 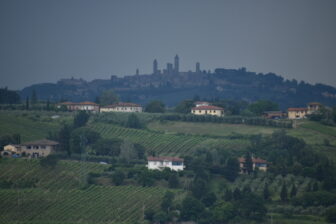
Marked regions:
[91,123,249,156]
[0,159,105,190]
[0,159,167,224]
[0,185,165,224]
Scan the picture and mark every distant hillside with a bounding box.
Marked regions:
[20,68,336,109]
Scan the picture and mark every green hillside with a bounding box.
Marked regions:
[0,111,70,142]
[90,122,249,156]
[0,159,166,224]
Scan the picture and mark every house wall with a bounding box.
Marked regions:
[288,111,307,119]
[307,105,320,114]
[21,145,55,158]
[147,161,184,171]
[191,109,224,117]
[4,145,20,153]
[100,106,143,113]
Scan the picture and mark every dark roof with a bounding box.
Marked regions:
[147,156,184,162]
[59,101,98,106]
[191,105,224,110]
[21,139,59,146]
[238,157,268,164]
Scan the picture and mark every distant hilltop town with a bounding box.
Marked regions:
[20,55,336,108]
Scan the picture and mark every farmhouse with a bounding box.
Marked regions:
[191,105,224,117]
[1,144,22,157]
[147,156,185,171]
[287,108,308,119]
[262,111,286,119]
[238,157,269,173]
[2,139,59,158]
[100,102,143,113]
[307,102,322,114]
[57,101,99,112]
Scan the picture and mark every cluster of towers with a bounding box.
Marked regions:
[152,55,201,75]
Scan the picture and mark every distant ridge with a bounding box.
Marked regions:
[20,67,336,109]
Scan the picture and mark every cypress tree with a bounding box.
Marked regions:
[244,152,253,175]
[290,184,297,198]
[263,183,270,200]
[280,183,288,202]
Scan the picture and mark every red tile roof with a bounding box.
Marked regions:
[307,102,321,106]
[104,102,142,108]
[191,105,224,110]
[288,108,308,112]
[147,156,184,162]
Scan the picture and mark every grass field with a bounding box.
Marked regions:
[0,111,71,142]
[148,120,336,161]
[148,120,278,136]
[90,122,249,156]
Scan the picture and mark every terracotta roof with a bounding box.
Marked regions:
[238,157,268,164]
[21,139,59,146]
[103,102,142,108]
[288,108,308,112]
[147,156,184,162]
[77,101,98,105]
[191,105,224,110]
[307,102,321,106]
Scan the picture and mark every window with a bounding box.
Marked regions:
[27,146,31,149]
[41,146,46,149]
[172,161,182,166]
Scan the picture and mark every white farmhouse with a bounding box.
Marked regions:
[100,102,143,113]
[147,156,185,171]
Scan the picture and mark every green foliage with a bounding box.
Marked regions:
[39,154,59,168]
[280,183,288,202]
[31,89,38,105]
[58,124,72,155]
[212,201,236,223]
[263,183,270,200]
[180,195,205,221]
[0,133,20,149]
[244,152,253,175]
[247,100,279,115]
[145,100,165,113]
[73,111,90,128]
[191,179,208,199]
[234,192,267,221]
[292,191,336,207]
[290,184,297,198]
[99,89,119,106]
[325,206,336,223]
[92,138,122,156]
[175,100,194,114]
[161,191,174,212]
[168,172,179,188]
[0,88,20,104]
[112,170,125,186]
[224,157,240,181]
[125,113,143,129]
[70,127,101,153]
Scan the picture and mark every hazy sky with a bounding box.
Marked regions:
[1,0,336,90]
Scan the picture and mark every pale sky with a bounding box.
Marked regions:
[1,0,336,89]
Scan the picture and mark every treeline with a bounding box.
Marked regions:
[0,88,20,104]
[160,114,293,128]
